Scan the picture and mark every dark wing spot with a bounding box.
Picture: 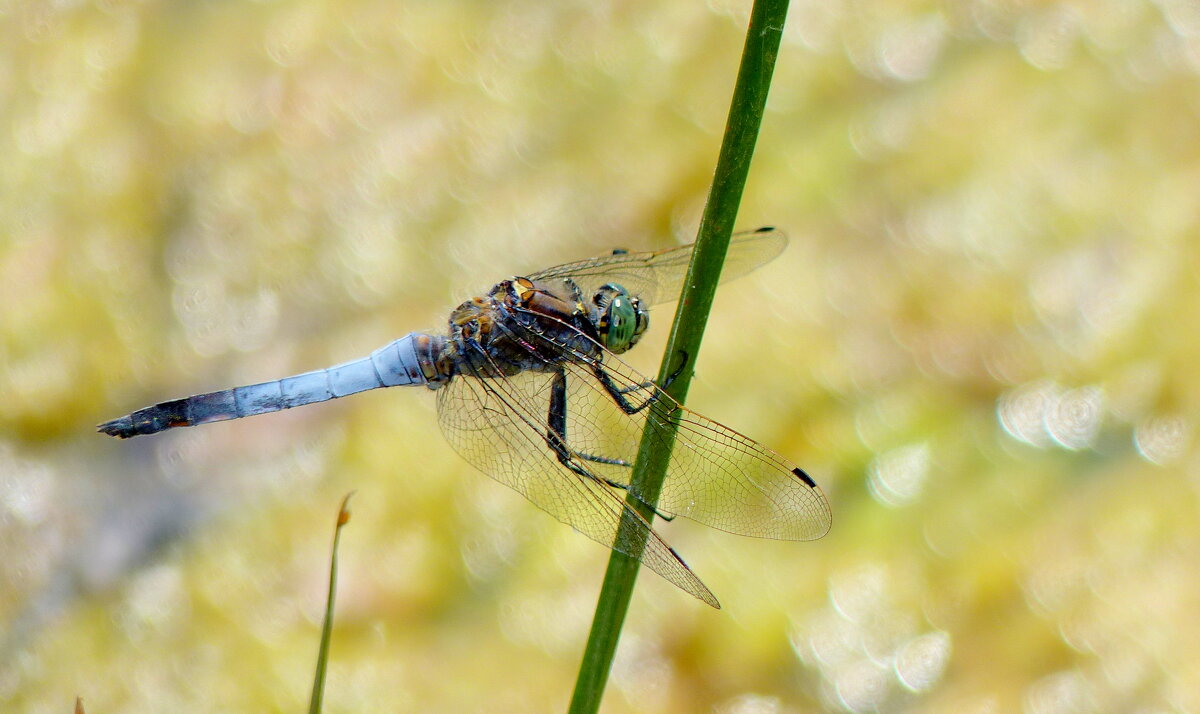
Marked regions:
[792,467,817,489]
[755,225,775,233]
[611,248,628,255]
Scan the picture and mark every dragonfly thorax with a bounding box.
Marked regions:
[592,283,648,354]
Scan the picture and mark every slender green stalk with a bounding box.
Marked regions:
[308,492,355,714]
[568,1,790,711]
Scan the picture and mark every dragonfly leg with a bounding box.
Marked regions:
[615,381,656,396]
[661,349,689,390]
[545,369,601,480]
[589,362,662,416]
[571,452,679,520]
[588,349,689,415]
[602,350,687,399]
[575,451,632,468]
[546,370,675,522]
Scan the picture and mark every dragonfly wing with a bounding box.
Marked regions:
[526,227,787,306]
[436,360,720,608]
[502,324,832,541]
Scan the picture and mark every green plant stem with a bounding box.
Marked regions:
[568,1,790,711]
[308,492,354,714]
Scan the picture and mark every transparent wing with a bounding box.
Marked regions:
[526,227,787,305]
[436,352,721,608]
[499,316,832,542]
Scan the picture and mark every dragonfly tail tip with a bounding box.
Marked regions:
[97,417,135,439]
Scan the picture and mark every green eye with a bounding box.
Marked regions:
[604,297,638,352]
[594,283,648,354]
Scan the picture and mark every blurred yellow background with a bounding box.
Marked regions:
[3,0,1199,712]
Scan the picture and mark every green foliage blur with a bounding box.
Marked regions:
[3,1,1198,712]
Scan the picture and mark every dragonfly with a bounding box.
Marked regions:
[99,227,831,608]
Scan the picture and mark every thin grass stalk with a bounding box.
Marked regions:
[568,1,791,711]
[308,492,354,714]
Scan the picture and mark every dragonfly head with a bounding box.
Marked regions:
[593,283,649,354]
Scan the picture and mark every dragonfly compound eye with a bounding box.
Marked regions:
[595,284,648,354]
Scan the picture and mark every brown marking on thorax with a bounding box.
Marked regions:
[449,295,495,341]
[511,277,590,325]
